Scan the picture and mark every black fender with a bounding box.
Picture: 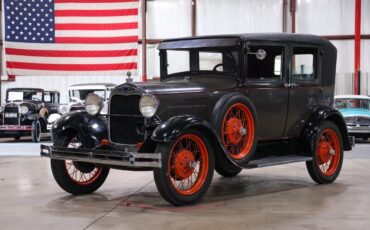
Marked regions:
[51,110,107,148]
[151,115,242,167]
[300,105,351,155]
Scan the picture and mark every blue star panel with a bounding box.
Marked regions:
[4,0,55,43]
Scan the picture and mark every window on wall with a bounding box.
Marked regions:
[247,45,284,81]
[292,47,317,82]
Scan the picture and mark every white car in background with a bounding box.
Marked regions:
[47,83,116,130]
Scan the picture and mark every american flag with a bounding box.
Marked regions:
[4,0,139,76]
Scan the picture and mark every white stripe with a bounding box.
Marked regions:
[55,2,138,10]
[6,69,138,76]
[55,15,138,24]
[5,42,138,51]
[55,29,138,37]
[7,55,136,65]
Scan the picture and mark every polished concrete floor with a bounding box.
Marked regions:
[0,141,370,229]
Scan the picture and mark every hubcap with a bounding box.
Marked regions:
[226,118,244,145]
[316,128,341,176]
[173,149,195,180]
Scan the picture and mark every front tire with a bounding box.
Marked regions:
[153,129,215,206]
[31,120,41,143]
[306,121,343,184]
[51,132,109,195]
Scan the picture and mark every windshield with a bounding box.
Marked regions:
[162,48,240,77]
[69,90,106,101]
[7,90,43,101]
[335,99,370,109]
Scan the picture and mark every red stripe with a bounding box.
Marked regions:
[55,0,138,3]
[7,62,137,71]
[55,36,138,44]
[5,48,137,57]
[55,9,138,17]
[55,22,138,30]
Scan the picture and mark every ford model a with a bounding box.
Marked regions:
[41,34,351,206]
[1,88,60,142]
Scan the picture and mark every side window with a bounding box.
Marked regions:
[292,47,317,82]
[247,45,284,81]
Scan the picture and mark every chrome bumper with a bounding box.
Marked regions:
[347,125,370,134]
[40,145,161,169]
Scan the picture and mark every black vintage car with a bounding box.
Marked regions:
[0,88,60,142]
[41,33,351,206]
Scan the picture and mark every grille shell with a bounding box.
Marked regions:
[3,104,20,125]
[109,94,145,145]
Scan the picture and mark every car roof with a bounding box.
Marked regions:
[335,95,370,100]
[68,83,116,90]
[159,33,333,49]
[7,88,44,91]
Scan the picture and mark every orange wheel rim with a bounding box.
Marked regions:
[316,128,341,176]
[222,103,255,160]
[168,134,209,196]
[64,137,102,185]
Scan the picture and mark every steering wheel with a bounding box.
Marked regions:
[213,63,224,72]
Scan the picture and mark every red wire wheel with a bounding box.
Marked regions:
[65,161,103,186]
[316,128,341,177]
[167,134,209,196]
[221,103,255,160]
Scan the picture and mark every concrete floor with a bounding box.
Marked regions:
[0,140,370,229]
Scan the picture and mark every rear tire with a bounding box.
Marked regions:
[13,135,21,141]
[306,121,343,184]
[153,129,215,206]
[31,120,41,143]
[51,132,109,195]
[215,165,242,177]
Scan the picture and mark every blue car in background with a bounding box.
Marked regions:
[335,95,370,141]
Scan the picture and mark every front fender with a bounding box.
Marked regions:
[300,105,351,154]
[151,115,242,167]
[51,111,107,148]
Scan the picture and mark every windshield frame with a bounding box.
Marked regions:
[159,46,242,81]
[69,89,107,101]
[6,89,44,102]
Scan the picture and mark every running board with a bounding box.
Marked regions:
[244,155,312,169]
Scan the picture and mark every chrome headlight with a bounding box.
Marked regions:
[20,106,28,114]
[85,93,103,116]
[139,94,159,118]
[48,113,62,123]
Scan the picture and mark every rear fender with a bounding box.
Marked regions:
[51,111,107,148]
[300,105,351,155]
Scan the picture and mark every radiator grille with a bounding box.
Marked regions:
[109,94,144,145]
[3,105,19,125]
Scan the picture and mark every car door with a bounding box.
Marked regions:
[284,45,322,137]
[244,43,289,140]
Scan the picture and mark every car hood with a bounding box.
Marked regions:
[339,108,370,117]
[134,75,238,95]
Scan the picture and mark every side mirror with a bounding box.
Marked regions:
[248,49,267,61]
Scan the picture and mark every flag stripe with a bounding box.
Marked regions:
[55,0,138,3]
[5,42,138,51]
[7,55,136,65]
[55,22,138,30]
[55,15,138,24]
[55,9,138,17]
[55,2,138,10]
[5,48,137,57]
[7,62,137,71]
[55,36,138,44]
[6,69,138,76]
[55,29,138,37]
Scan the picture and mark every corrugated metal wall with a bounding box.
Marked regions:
[1,0,370,104]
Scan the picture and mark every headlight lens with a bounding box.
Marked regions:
[20,106,28,114]
[85,93,103,116]
[139,94,159,118]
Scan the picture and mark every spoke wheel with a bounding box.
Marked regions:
[306,121,343,184]
[222,103,255,160]
[168,134,209,196]
[50,132,109,195]
[153,129,215,206]
[316,129,341,177]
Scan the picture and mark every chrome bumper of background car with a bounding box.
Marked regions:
[347,125,370,134]
[40,145,162,169]
[0,125,32,131]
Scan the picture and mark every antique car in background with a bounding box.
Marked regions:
[335,95,370,141]
[0,88,60,142]
[41,33,351,206]
[47,83,116,131]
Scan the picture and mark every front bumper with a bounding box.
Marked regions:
[40,145,162,169]
[0,125,32,135]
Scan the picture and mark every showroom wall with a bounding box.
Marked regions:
[1,0,370,103]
